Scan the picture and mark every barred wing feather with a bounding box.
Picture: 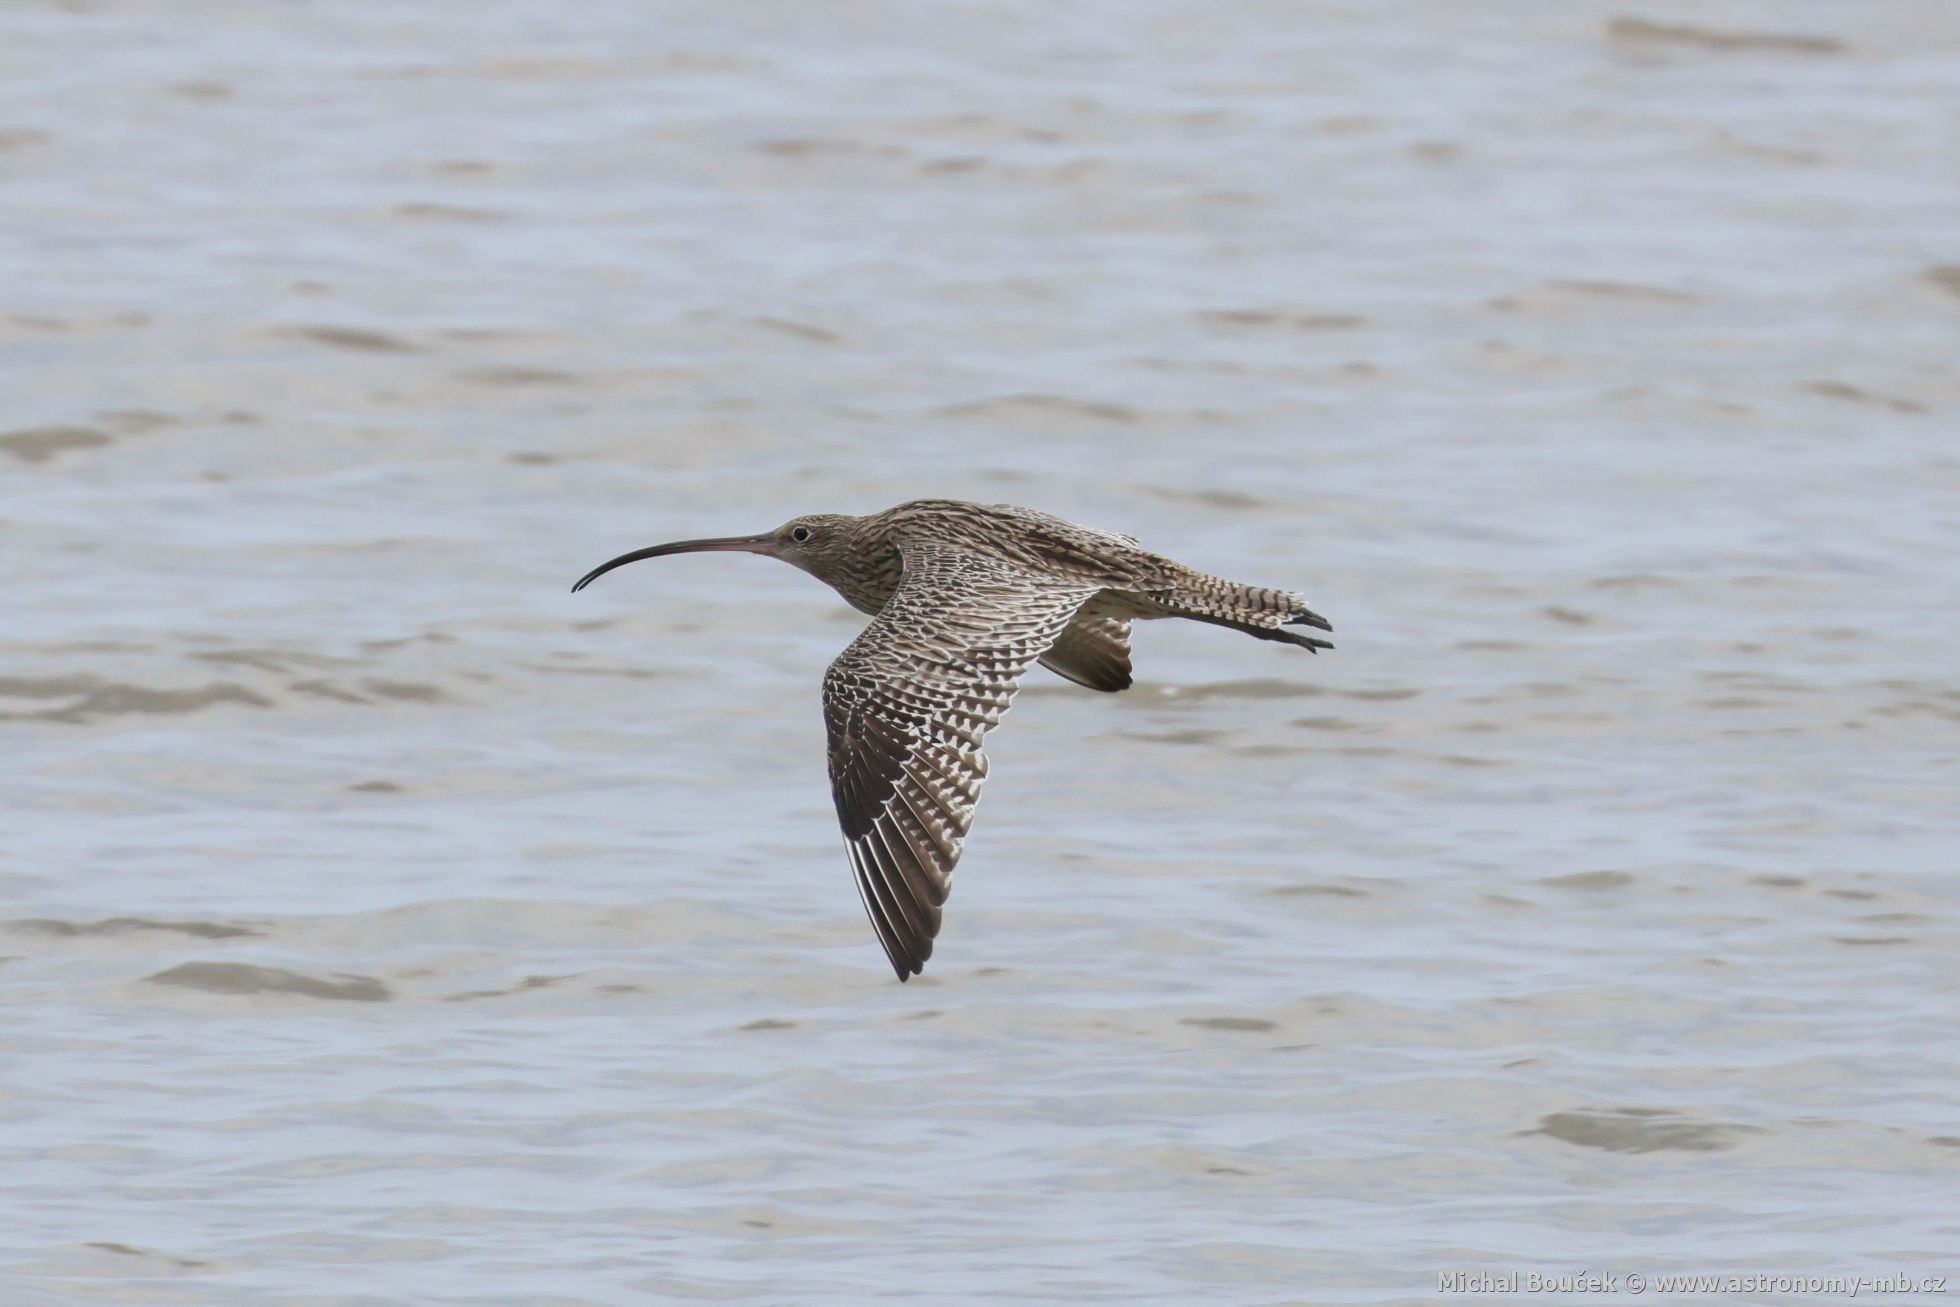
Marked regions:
[821,541,1098,978]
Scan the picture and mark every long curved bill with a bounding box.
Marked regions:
[571,534,775,592]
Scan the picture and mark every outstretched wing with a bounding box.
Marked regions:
[821,541,1099,979]
[1037,605,1133,692]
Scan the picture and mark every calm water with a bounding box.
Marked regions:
[5,2,1957,1302]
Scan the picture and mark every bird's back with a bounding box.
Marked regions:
[867,499,1331,653]
[868,500,1177,592]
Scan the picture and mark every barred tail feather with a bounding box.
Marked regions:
[1162,575,1335,652]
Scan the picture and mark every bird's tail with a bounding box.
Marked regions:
[1161,573,1334,652]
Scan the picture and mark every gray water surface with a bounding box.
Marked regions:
[4,2,1957,1303]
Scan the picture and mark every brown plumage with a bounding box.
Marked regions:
[572,499,1333,981]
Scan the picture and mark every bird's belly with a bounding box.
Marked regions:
[1084,589,1169,621]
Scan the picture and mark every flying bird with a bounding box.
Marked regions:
[572,499,1333,980]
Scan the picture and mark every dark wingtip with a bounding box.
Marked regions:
[1286,609,1335,634]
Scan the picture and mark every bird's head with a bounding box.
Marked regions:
[764,513,865,581]
[571,513,863,593]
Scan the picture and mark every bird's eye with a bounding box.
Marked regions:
[791,526,812,543]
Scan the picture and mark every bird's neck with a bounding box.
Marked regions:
[833,522,904,614]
